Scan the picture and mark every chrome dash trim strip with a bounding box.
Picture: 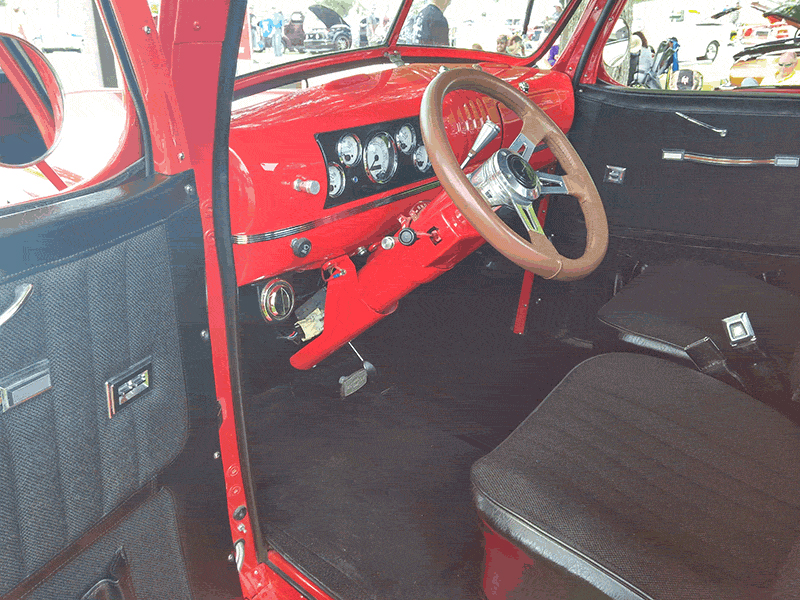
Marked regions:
[232,180,441,244]
[662,149,799,168]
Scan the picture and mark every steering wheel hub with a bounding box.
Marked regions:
[470,148,542,207]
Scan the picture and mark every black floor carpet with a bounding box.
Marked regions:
[249,387,486,600]
[241,252,612,599]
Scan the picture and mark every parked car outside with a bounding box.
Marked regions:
[304,4,352,53]
[31,29,84,53]
[738,19,798,45]
[664,8,736,62]
[735,0,799,45]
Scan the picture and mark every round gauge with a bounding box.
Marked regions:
[413,145,431,172]
[363,132,398,184]
[327,163,346,198]
[395,124,416,155]
[336,134,362,167]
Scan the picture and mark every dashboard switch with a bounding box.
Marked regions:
[398,228,417,246]
[291,237,312,258]
[293,178,321,195]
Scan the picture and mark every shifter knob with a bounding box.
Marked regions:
[461,120,501,169]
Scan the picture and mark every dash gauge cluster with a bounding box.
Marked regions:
[316,116,434,209]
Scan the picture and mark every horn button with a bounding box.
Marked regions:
[508,154,537,188]
[469,148,542,207]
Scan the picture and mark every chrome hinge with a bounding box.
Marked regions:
[384,50,405,67]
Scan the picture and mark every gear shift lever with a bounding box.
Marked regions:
[460,120,501,169]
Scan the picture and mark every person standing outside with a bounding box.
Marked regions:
[496,34,508,53]
[411,0,451,46]
[762,51,800,86]
[506,34,524,56]
[629,32,659,89]
[272,9,284,58]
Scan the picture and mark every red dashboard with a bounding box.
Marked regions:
[229,62,575,287]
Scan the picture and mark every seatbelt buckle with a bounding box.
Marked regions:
[722,312,756,347]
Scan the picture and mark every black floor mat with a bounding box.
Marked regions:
[249,388,486,600]
[241,253,607,599]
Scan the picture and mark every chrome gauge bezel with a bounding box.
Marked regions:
[336,133,362,167]
[327,162,346,198]
[316,117,433,209]
[413,145,431,172]
[395,123,416,155]
[363,132,398,185]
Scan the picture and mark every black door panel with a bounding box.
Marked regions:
[0,174,201,598]
[569,85,800,250]
[17,489,191,600]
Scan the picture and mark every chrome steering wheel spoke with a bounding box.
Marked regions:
[511,199,545,238]
[536,172,568,196]
[508,132,538,162]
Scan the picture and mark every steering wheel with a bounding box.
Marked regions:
[420,68,608,281]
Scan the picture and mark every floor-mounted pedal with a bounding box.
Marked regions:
[339,342,377,398]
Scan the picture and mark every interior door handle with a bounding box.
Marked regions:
[662,149,800,168]
[0,284,33,329]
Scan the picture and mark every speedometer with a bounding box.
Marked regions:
[363,132,398,184]
[337,134,362,167]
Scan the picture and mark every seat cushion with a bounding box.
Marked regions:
[598,261,800,366]
[472,353,800,600]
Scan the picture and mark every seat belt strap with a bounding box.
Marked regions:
[719,311,792,408]
[685,337,747,391]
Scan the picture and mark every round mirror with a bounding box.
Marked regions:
[0,33,64,167]
[602,17,631,84]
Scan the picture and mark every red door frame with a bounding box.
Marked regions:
[104,0,621,597]
[104,2,276,598]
